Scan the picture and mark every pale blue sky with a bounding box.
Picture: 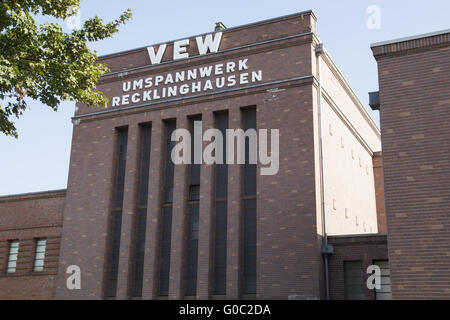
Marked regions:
[1,0,449,196]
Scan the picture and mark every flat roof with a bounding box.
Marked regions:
[371,28,450,48]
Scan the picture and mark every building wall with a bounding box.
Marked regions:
[0,11,387,301]
[311,44,381,237]
[328,234,388,300]
[373,31,450,299]
[0,190,65,300]
[55,12,327,300]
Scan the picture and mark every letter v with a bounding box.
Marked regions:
[147,43,167,65]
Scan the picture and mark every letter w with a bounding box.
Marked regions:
[196,32,223,55]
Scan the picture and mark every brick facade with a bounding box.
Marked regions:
[53,11,380,300]
[372,31,450,299]
[0,11,385,300]
[372,152,386,233]
[0,190,65,300]
[328,234,388,300]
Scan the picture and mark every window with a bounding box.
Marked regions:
[243,199,257,294]
[159,206,173,296]
[163,121,176,204]
[242,107,257,295]
[7,241,20,274]
[159,120,176,296]
[214,111,228,295]
[185,204,199,296]
[33,239,47,272]
[374,260,392,300]
[132,124,152,297]
[185,117,201,296]
[105,127,128,298]
[344,261,364,300]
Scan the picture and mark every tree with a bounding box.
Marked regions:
[0,0,132,137]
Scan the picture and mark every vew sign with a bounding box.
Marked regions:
[147,32,223,65]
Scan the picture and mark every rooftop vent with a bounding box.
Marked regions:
[215,22,227,31]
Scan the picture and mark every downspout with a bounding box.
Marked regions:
[315,43,332,300]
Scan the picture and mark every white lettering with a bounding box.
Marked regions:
[147,44,167,65]
[123,81,131,92]
[112,96,120,107]
[133,79,143,91]
[239,59,249,71]
[226,61,235,73]
[199,66,213,78]
[240,73,249,84]
[144,77,153,88]
[131,93,141,103]
[215,63,224,75]
[174,39,190,60]
[195,32,222,55]
[252,70,262,82]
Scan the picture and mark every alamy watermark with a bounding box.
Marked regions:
[171,121,279,176]
[367,5,381,30]
[66,265,81,290]
[367,265,382,290]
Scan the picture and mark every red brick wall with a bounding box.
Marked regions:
[328,235,388,300]
[55,12,326,300]
[0,190,65,300]
[373,32,450,299]
[372,152,386,233]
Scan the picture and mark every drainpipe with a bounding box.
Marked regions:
[315,43,333,300]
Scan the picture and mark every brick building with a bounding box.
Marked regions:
[9,10,446,300]
[371,29,450,299]
[0,190,65,299]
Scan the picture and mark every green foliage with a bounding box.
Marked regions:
[0,0,132,137]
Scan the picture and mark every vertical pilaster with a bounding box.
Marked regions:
[116,124,139,300]
[197,111,214,299]
[226,107,242,299]
[142,120,163,300]
[169,116,189,300]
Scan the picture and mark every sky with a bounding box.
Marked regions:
[1,0,449,196]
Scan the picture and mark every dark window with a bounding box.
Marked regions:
[214,111,228,295]
[164,121,177,204]
[214,201,227,295]
[159,120,176,296]
[185,204,199,296]
[243,108,257,197]
[159,206,173,296]
[137,124,152,207]
[215,112,228,199]
[242,108,257,295]
[188,117,202,201]
[374,260,392,300]
[185,116,201,296]
[132,124,152,297]
[105,127,128,298]
[243,199,257,294]
[344,261,365,300]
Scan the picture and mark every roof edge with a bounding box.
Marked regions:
[0,189,67,200]
[371,28,450,48]
[97,10,315,60]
